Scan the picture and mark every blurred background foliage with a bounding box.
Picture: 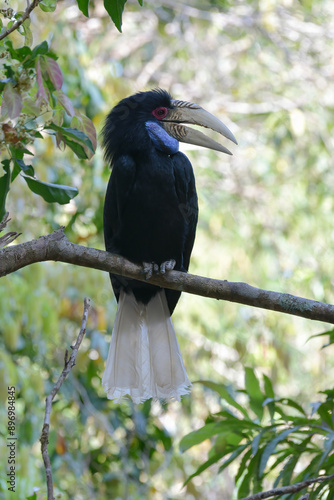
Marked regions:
[1,0,334,498]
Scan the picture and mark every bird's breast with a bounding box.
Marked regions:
[118,157,186,264]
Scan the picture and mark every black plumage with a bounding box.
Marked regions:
[102,89,198,314]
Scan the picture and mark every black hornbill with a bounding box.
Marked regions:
[101,89,236,403]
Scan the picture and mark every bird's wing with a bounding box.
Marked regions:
[172,152,198,271]
[103,155,137,252]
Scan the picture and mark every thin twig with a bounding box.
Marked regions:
[0,0,42,41]
[0,212,10,232]
[239,473,334,500]
[0,212,21,249]
[40,297,91,500]
[1,228,334,324]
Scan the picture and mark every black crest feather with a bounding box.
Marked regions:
[102,89,172,166]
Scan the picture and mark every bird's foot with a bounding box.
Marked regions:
[142,260,176,280]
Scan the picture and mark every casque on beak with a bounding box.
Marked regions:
[162,99,237,155]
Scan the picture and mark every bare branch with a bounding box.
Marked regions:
[1,228,334,324]
[239,473,334,500]
[40,297,91,500]
[0,0,41,41]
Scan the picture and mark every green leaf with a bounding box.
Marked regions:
[215,410,262,432]
[280,454,299,486]
[14,10,25,20]
[276,398,306,416]
[245,367,264,420]
[15,46,32,61]
[212,431,244,455]
[310,481,332,500]
[21,19,33,47]
[294,453,323,484]
[263,374,275,398]
[318,432,334,470]
[30,41,49,60]
[71,112,97,154]
[308,329,334,349]
[22,176,78,204]
[251,430,264,456]
[14,159,35,177]
[46,124,95,154]
[62,137,89,159]
[3,40,32,62]
[179,422,222,452]
[103,0,127,32]
[10,146,34,157]
[259,425,301,477]
[263,375,276,421]
[245,367,263,401]
[326,485,334,500]
[26,493,37,500]
[317,401,334,429]
[11,162,21,183]
[0,160,10,220]
[238,449,263,497]
[272,452,293,487]
[77,0,90,17]
[218,443,249,473]
[235,448,252,483]
[198,380,250,419]
[184,450,227,486]
[39,0,57,12]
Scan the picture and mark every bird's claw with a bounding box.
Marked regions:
[160,259,176,274]
[142,260,176,280]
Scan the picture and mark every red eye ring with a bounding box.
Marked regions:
[152,107,168,120]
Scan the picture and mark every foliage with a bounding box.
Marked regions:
[1,0,334,499]
[0,36,97,220]
[181,370,334,498]
[76,0,143,32]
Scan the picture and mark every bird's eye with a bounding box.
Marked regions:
[152,107,168,120]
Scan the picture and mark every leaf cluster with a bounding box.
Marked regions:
[181,371,334,498]
[77,0,143,32]
[0,36,97,220]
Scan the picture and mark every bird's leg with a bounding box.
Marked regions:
[142,260,176,280]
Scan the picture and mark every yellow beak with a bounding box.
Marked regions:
[162,99,237,155]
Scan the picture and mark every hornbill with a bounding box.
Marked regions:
[102,89,236,403]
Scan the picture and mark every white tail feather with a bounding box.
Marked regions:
[102,290,191,403]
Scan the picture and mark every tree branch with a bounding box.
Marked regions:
[40,297,90,500]
[0,0,41,41]
[1,227,334,324]
[239,473,334,500]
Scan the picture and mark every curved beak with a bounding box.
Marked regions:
[161,99,237,155]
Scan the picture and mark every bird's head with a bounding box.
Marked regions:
[102,89,237,165]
